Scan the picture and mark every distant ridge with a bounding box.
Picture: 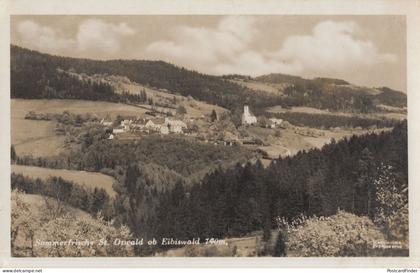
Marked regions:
[11,45,406,112]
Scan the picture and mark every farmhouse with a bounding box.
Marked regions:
[160,125,169,135]
[113,127,125,134]
[165,118,187,133]
[269,118,283,128]
[100,118,113,127]
[145,120,156,130]
[242,105,257,125]
[121,119,133,130]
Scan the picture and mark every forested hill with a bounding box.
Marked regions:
[149,121,407,243]
[11,45,281,112]
[255,73,407,109]
[11,45,406,112]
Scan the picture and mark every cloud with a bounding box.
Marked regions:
[146,16,258,69]
[76,19,135,53]
[17,20,76,53]
[274,20,397,75]
[15,17,397,79]
[16,19,136,57]
[146,17,397,77]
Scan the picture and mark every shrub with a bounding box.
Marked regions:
[11,190,134,257]
[37,215,134,257]
[176,105,187,115]
[276,211,386,256]
[374,163,408,243]
[273,230,287,257]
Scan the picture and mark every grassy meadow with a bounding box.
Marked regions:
[11,165,116,197]
[11,99,149,157]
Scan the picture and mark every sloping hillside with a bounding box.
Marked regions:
[56,69,228,119]
[11,45,281,112]
[11,45,406,113]
[256,73,406,109]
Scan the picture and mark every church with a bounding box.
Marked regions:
[241,104,257,125]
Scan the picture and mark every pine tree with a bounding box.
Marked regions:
[262,217,272,242]
[355,148,377,217]
[11,145,17,162]
[273,230,287,257]
[176,105,187,115]
[210,109,218,122]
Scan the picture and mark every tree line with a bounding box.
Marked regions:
[267,111,401,129]
[257,73,406,110]
[14,135,254,182]
[11,47,148,104]
[11,173,113,219]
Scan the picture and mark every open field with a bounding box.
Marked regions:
[12,118,66,157]
[12,99,148,119]
[246,126,311,158]
[244,125,390,159]
[376,112,407,120]
[229,79,283,94]
[11,165,117,197]
[118,81,228,118]
[11,99,149,157]
[267,105,352,116]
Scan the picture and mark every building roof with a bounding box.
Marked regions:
[165,118,187,127]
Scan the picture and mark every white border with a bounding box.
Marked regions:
[1,0,419,268]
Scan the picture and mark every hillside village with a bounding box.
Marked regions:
[109,117,188,137]
[105,104,284,141]
[22,97,399,165]
[10,45,408,258]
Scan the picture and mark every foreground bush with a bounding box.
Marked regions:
[276,211,386,256]
[374,164,408,243]
[11,190,134,257]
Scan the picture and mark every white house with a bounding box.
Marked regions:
[143,119,166,133]
[242,105,257,125]
[269,118,283,128]
[113,127,125,134]
[145,120,156,130]
[100,118,113,127]
[160,125,169,135]
[108,134,114,140]
[121,119,133,131]
[131,123,145,131]
[165,118,187,133]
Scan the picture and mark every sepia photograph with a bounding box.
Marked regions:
[6,13,411,259]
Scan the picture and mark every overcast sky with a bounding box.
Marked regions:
[11,15,406,91]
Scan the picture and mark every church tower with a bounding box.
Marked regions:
[242,104,257,125]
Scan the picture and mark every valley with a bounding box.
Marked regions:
[10,45,408,258]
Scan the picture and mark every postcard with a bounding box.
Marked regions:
[1,0,420,268]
